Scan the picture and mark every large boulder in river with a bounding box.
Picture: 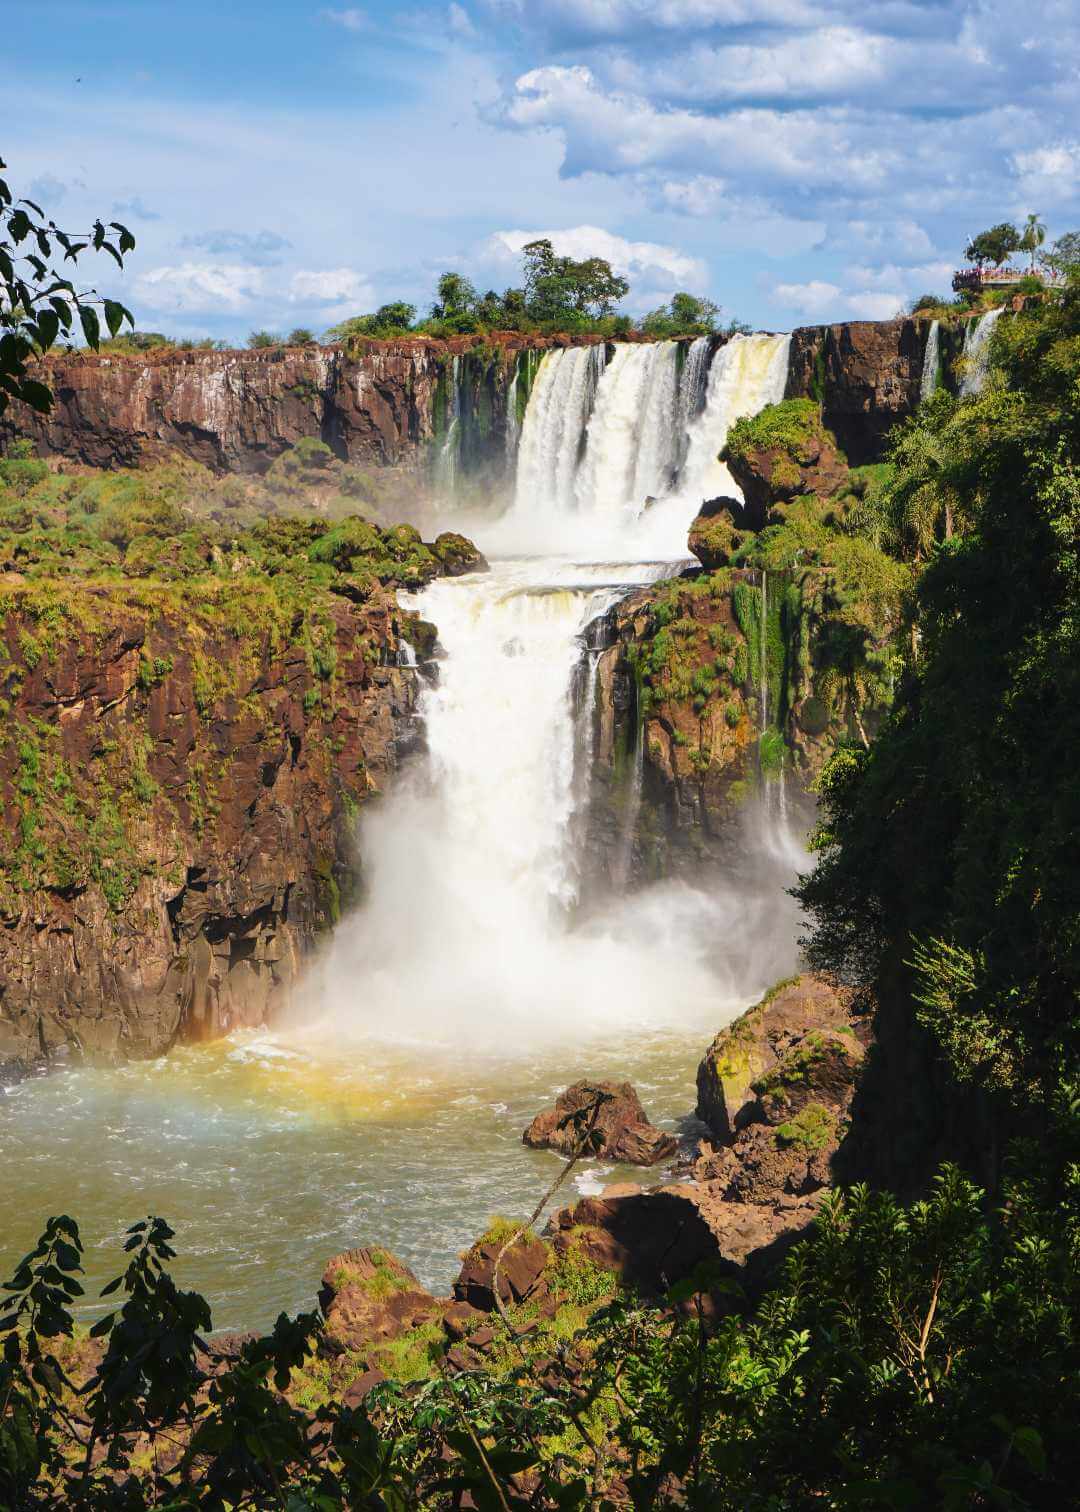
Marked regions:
[523,1080,677,1166]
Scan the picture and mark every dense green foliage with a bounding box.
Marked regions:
[0,158,135,413]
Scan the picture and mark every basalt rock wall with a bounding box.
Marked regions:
[0,583,420,1077]
[0,334,558,478]
[3,322,938,478]
[784,317,927,465]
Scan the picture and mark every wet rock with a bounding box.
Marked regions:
[0,584,422,1075]
[687,500,749,569]
[786,317,926,464]
[431,532,488,576]
[523,1079,677,1166]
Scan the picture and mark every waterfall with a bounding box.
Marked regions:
[504,360,520,462]
[574,341,681,524]
[304,332,807,1050]
[920,320,940,400]
[959,308,1004,397]
[674,336,711,474]
[674,333,792,510]
[434,355,462,492]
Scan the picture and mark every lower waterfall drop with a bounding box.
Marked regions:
[302,331,806,1053]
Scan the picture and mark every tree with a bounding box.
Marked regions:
[1042,229,1080,275]
[521,238,629,325]
[286,326,317,346]
[248,329,280,348]
[0,157,135,414]
[1019,212,1046,272]
[963,222,1021,268]
[432,271,477,318]
[642,291,721,337]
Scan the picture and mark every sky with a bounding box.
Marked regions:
[7,0,1079,342]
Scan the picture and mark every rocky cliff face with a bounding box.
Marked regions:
[0,578,422,1077]
[3,321,940,482]
[0,334,552,480]
[784,317,928,465]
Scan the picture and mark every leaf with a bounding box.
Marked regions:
[79,304,101,350]
[100,1275,123,1296]
[89,1313,115,1338]
[102,299,128,339]
[1012,1426,1046,1475]
[17,379,53,414]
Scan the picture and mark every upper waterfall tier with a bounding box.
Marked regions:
[491,333,791,560]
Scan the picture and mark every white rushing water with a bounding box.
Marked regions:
[959,307,1004,397]
[920,319,941,400]
[298,332,805,1053]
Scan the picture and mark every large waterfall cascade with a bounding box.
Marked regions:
[301,331,804,1052]
[1,332,811,1327]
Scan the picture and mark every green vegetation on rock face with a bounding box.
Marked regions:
[724,397,822,466]
[0,449,477,916]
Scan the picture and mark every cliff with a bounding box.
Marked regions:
[0,503,481,1077]
[784,318,926,464]
[2,320,940,479]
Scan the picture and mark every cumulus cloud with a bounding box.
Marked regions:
[1011,143,1080,205]
[495,66,898,191]
[134,263,266,315]
[287,267,374,307]
[771,280,841,317]
[478,224,707,302]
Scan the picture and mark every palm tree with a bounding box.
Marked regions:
[1020,212,1047,273]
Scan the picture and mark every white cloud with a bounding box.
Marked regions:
[479,224,707,298]
[496,66,898,191]
[1011,142,1080,204]
[848,291,904,320]
[771,280,841,317]
[134,263,265,314]
[288,268,374,306]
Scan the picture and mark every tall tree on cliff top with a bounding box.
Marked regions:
[521,238,630,324]
[963,222,1021,269]
[0,158,136,415]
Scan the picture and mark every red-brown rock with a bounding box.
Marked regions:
[453,1233,551,1314]
[523,1080,677,1166]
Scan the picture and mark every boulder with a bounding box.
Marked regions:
[453,1232,551,1314]
[696,975,859,1143]
[319,1247,439,1357]
[523,1080,677,1166]
[547,1182,818,1298]
[721,401,849,530]
[687,500,749,570]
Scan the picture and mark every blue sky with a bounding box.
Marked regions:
[8,0,1078,340]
